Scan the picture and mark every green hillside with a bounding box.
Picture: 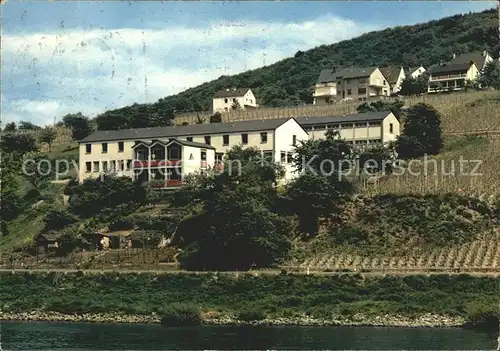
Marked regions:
[95,8,499,130]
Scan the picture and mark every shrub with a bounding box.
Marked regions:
[237,307,266,322]
[44,209,79,231]
[160,303,202,327]
[464,304,500,332]
[108,216,134,231]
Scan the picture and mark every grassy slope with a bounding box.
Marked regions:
[93,8,498,120]
[0,272,497,321]
[0,143,79,252]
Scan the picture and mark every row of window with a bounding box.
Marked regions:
[85,141,124,154]
[86,133,273,155]
[302,121,382,131]
[85,160,132,173]
[222,98,254,104]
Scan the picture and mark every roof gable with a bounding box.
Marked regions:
[213,88,251,98]
[430,63,475,75]
[379,66,403,84]
[449,51,489,69]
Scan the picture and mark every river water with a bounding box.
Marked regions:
[1,321,497,350]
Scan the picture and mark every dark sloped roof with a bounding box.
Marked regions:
[430,63,473,74]
[316,69,338,84]
[132,138,215,150]
[316,66,378,84]
[38,233,60,241]
[81,118,292,143]
[379,66,403,85]
[213,88,251,98]
[296,111,392,126]
[449,51,489,69]
[334,66,378,79]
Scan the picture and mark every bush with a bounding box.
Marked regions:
[44,209,79,231]
[108,216,135,231]
[237,308,266,322]
[160,303,202,327]
[464,304,500,332]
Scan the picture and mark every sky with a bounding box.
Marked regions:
[1,1,497,126]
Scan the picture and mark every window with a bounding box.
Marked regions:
[383,80,387,85]
[346,79,351,84]
[368,121,381,126]
[233,98,237,103]
[102,161,108,172]
[224,107,228,112]
[304,126,313,132]
[126,160,132,170]
[169,167,182,181]
[118,141,124,153]
[358,88,367,94]
[118,160,124,171]
[224,98,228,103]
[280,151,286,163]
[85,144,91,154]
[101,143,108,153]
[292,135,297,146]
[327,124,338,129]
[223,135,229,145]
[85,162,91,173]
[241,133,248,144]
[260,132,268,143]
[383,89,388,95]
[168,144,181,159]
[93,161,99,172]
[110,160,116,171]
[201,150,207,161]
[216,153,224,162]
[186,137,193,142]
[204,136,211,145]
[341,123,353,128]
[347,89,352,95]
[389,123,394,134]
[249,99,253,104]
[355,122,366,127]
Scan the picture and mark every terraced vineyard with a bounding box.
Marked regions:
[292,236,500,272]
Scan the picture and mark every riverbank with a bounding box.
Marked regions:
[0,272,497,330]
[0,310,466,328]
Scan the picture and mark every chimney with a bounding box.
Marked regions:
[482,50,487,57]
[332,66,336,73]
[452,53,456,59]
[439,60,444,66]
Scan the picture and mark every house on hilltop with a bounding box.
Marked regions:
[428,51,493,93]
[449,50,493,71]
[313,66,391,104]
[379,66,406,95]
[212,88,257,113]
[404,65,427,79]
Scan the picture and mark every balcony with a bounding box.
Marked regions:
[148,180,183,189]
[133,160,182,168]
[369,79,385,87]
[430,74,466,81]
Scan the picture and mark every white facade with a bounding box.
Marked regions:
[410,66,427,78]
[299,112,400,148]
[213,89,257,113]
[78,118,307,185]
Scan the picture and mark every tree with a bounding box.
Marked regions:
[0,133,38,156]
[231,100,241,111]
[39,126,57,151]
[399,71,430,96]
[171,145,291,270]
[194,115,205,124]
[356,99,405,118]
[0,154,24,224]
[3,122,16,132]
[477,60,500,89]
[396,103,443,159]
[209,112,222,123]
[62,113,92,140]
[287,129,354,234]
[357,145,394,175]
[44,209,79,231]
[18,121,41,131]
